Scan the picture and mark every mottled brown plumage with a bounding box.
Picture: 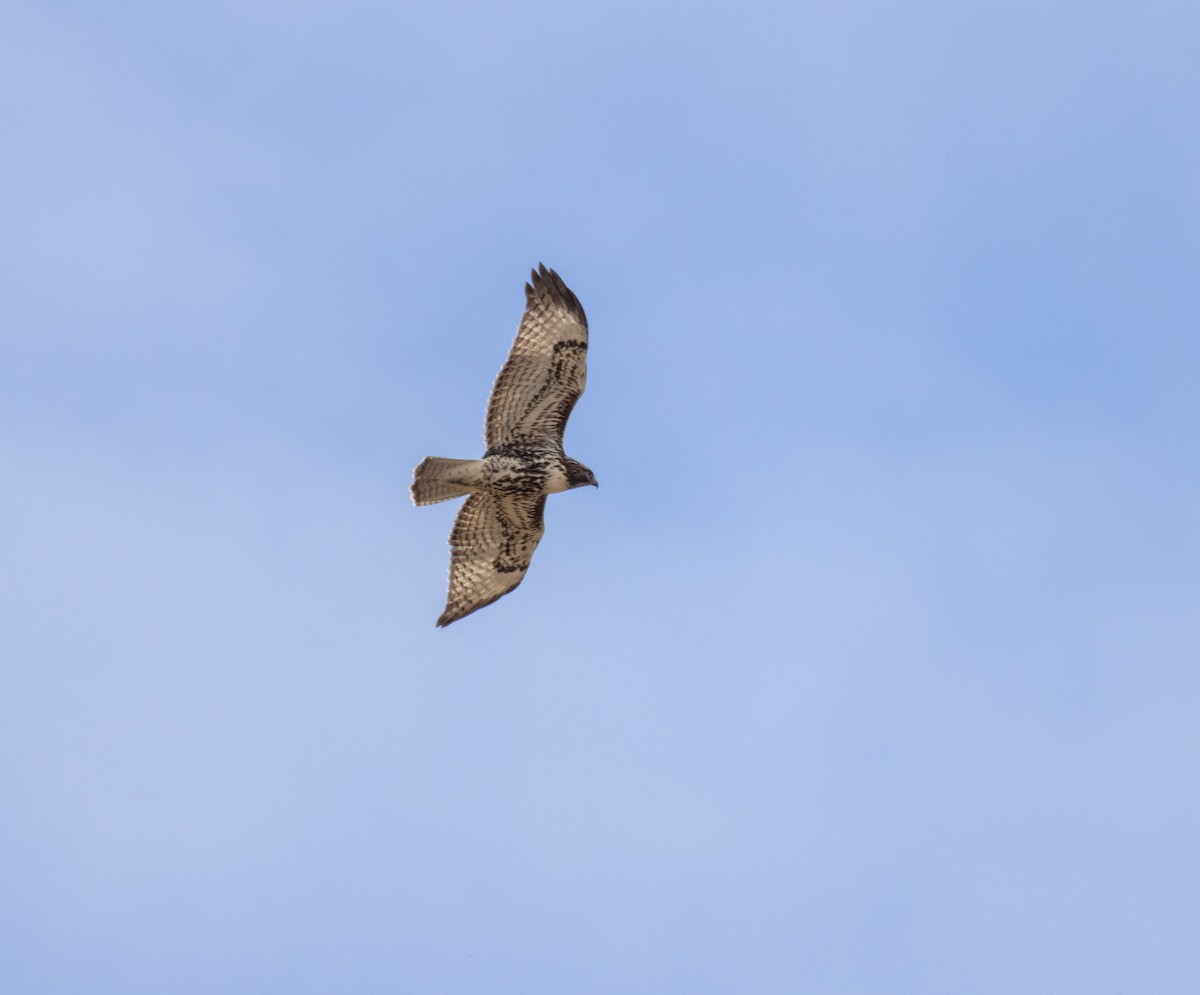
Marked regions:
[411,265,596,627]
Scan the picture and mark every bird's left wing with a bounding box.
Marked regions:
[484,264,588,449]
[437,492,547,627]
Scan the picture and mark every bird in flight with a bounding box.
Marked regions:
[411,264,597,627]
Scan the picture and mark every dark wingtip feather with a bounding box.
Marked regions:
[435,582,520,628]
[527,262,587,327]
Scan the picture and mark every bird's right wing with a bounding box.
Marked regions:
[484,264,588,449]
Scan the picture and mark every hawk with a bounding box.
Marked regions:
[411,264,597,627]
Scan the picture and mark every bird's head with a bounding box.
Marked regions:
[565,459,598,489]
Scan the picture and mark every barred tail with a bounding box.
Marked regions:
[410,456,483,506]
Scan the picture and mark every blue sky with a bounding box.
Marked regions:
[2,1,1198,991]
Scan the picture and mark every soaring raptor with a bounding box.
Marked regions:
[411,264,596,627]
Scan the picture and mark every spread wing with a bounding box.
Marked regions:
[437,491,547,627]
[485,264,588,449]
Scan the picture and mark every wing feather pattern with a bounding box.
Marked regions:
[437,492,547,627]
[485,264,588,449]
